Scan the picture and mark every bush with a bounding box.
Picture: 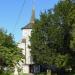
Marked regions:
[0,70,13,75]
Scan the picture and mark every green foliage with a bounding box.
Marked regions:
[54,54,69,68]
[30,0,75,69]
[0,29,23,70]
[0,69,13,75]
[30,11,67,67]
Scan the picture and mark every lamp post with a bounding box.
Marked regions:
[22,38,26,64]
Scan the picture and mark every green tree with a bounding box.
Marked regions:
[30,2,75,75]
[54,0,72,53]
[30,10,68,68]
[30,0,75,70]
[55,0,75,68]
[68,1,75,68]
[0,29,23,72]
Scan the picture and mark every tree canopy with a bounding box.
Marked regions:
[30,0,75,69]
[0,29,23,70]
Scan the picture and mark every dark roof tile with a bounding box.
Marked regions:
[21,23,33,29]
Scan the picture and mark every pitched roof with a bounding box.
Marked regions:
[21,23,33,29]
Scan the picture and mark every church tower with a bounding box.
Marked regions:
[17,0,40,73]
[18,7,35,74]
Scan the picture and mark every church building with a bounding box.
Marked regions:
[16,8,40,74]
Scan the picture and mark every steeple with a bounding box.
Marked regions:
[30,0,35,24]
[30,7,35,24]
[21,0,35,29]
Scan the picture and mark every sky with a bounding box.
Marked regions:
[0,0,59,42]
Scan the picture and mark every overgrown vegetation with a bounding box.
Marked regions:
[0,29,23,74]
[30,0,75,74]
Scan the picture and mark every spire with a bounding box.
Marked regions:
[21,0,35,30]
[30,0,35,24]
[30,7,35,24]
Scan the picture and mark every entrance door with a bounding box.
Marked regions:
[29,64,40,73]
[29,65,34,73]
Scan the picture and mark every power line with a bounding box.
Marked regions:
[12,0,26,34]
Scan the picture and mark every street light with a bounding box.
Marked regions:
[21,38,26,64]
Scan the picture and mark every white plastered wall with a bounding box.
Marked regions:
[17,29,33,74]
[22,29,32,64]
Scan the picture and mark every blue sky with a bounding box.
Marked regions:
[0,0,58,42]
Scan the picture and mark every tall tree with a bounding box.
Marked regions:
[68,1,75,67]
[30,10,68,68]
[55,0,75,66]
[30,0,75,70]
